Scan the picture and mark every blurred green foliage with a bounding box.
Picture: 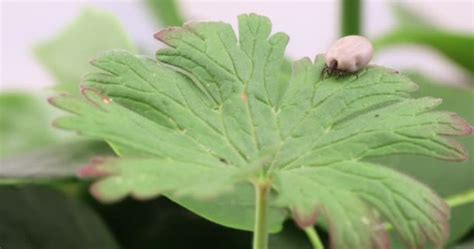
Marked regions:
[374,5,474,77]
[1,7,136,249]
[0,139,113,180]
[0,94,59,158]
[35,9,136,93]
[341,0,361,36]
[145,0,184,27]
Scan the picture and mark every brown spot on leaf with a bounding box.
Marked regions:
[80,86,110,111]
[102,96,112,104]
[241,93,248,102]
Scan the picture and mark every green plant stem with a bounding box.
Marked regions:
[253,180,271,249]
[146,0,184,27]
[384,188,474,231]
[445,188,474,207]
[304,226,325,249]
[341,0,361,36]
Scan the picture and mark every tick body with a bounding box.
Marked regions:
[322,35,373,79]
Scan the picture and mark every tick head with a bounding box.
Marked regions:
[329,59,338,71]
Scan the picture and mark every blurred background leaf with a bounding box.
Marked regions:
[34,9,136,93]
[0,93,60,158]
[0,91,113,181]
[0,186,118,249]
[1,8,131,178]
[0,139,113,179]
[145,0,184,27]
[390,4,434,29]
[374,5,474,77]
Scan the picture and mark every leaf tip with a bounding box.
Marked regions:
[407,81,419,92]
[449,113,474,136]
[447,140,469,162]
[51,117,66,129]
[46,96,57,106]
[154,27,181,46]
[433,97,443,106]
[78,157,113,178]
[270,32,290,45]
[153,30,165,41]
[47,93,71,109]
[292,207,320,229]
[89,182,109,203]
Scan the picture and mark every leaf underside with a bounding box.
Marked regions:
[50,14,472,249]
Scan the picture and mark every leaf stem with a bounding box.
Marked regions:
[145,0,184,27]
[253,180,271,249]
[304,226,325,249]
[341,0,362,36]
[445,188,474,208]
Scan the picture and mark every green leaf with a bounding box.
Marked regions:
[167,182,287,233]
[78,157,239,201]
[145,0,185,27]
[276,161,449,248]
[50,14,472,248]
[49,89,287,232]
[35,9,136,93]
[0,186,118,249]
[377,73,474,243]
[373,5,474,75]
[0,93,59,158]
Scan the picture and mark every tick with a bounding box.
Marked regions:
[322,35,374,79]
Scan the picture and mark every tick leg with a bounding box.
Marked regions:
[321,68,327,80]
